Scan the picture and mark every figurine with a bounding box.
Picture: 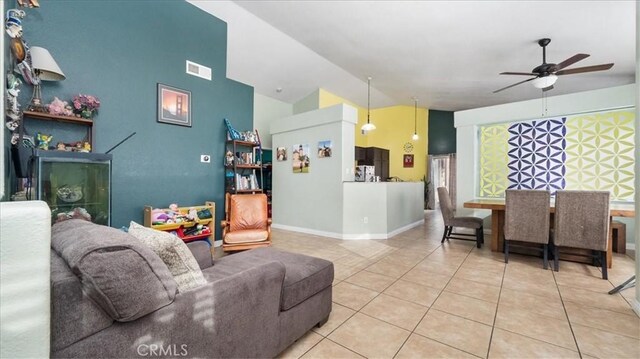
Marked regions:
[56,142,66,151]
[225,150,234,166]
[79,141,91,153]
[36,132,52,150]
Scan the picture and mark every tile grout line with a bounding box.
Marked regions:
[391,239,478,358]
[552,268,583,359]
[484,248,507,359]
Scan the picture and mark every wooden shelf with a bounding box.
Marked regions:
[149,218,211,231]
[236,189,263,193]
[23,111,94,125]
[226,164,262,169]
[226,139,260,147]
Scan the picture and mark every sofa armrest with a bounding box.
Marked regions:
[185,240,213,269]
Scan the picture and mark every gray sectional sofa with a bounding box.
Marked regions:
[50,220,333,358]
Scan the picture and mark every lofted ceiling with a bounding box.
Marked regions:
[190,1,636,111]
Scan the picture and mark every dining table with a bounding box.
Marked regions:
[463,198,635,268]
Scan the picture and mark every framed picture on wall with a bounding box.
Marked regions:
[317,140,332,158]
[292,144,310,173]
[157,83,191,127]
[403,154,414,168]
[276,146,288,161]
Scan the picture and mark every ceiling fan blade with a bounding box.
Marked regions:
[556,63,614,75]
[493,77,537,93]
[542,85,554,92]
[500,71,537,76]
[555,53,589,70]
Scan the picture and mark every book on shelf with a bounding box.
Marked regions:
[234,172,260,191]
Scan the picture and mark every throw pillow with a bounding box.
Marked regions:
[128,221,207,292]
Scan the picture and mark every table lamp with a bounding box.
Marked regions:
[27,46,65,112]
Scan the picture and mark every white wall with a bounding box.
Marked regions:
[253,93,293,149]
[342,182,424,239]
[293,89,320,115]
[271,104,357,236]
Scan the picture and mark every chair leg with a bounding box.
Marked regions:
[601,250,608,280]
[475,228,482,248]
[543,244,548,270]
[441,225,448,243]
[480,226,484,244]
[504,240,509,264]
[553,245,559,272]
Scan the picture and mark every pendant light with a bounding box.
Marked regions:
[411,97,419,141]
[361,77,376,133]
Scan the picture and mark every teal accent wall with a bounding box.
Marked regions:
[16,1,254,235]
[428,110,456,155]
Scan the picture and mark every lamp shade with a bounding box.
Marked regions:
[29,47,65,81]
[361,123,376,132]
[531,74,557,89]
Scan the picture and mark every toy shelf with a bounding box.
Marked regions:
[143,202,215,257]
[149,218,211,231]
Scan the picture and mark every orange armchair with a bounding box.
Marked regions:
[221,193,272,252]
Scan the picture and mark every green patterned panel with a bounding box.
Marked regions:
[565,110,635,201]
[479,124,509,197]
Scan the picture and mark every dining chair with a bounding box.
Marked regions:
[553,190,610,279]
[503,189,551,268]
[437,187,484,248]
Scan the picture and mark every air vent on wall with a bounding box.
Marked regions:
[186,60,212,81]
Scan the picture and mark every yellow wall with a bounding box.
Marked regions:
[369,106,428,181]
[318,89,429,181]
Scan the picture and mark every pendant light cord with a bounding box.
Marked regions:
[414,98,418,134]
[367,77,371,124]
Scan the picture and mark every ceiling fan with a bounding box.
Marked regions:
[493,38,614,93]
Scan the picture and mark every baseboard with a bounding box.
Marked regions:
[271,224,345,239]
[387,219,425,237]
[272,219,424,240]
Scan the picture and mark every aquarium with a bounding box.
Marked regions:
[34,150,112,225]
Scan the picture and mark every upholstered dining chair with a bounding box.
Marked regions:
[504,189,551,268]
[221,193,272,252]
[553,190,610,279]
[437,187,484,248]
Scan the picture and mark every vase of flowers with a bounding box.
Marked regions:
[72,94,100,119]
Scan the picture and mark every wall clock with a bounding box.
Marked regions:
[403,142,414,153]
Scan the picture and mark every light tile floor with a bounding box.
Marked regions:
[248,210,639,358]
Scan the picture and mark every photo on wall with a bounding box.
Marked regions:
[317,140,332,158]
[276,146,288,161]
[292,144,310,173]
[157,83,191,127]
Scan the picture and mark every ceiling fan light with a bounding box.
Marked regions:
[532,74,558,89]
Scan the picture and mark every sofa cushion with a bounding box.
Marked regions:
[128,221,207,292]
[51,220,177,322]
[209,248,333,311]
